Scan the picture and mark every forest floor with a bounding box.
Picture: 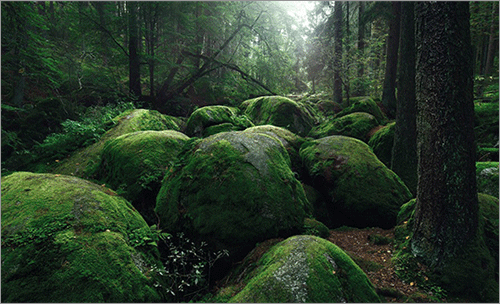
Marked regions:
[328,227,442,303]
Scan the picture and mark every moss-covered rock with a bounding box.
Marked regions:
[368,122,396,167]
[315,99,342,116]
[1,172,169,302]
[337,96,387,123]
[51,109,184,178]
[240,96,319,136]
[302,218,330,239]
[474,101,499,150]
[89,130,190,224]
[476,162,499,198]
[300,136,413,228]
[308,112,379,141]
[221,235,381,303]
[185,105,253,137]
[242,125,306,173]
[155,131,311,259]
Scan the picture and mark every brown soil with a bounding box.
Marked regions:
[328,227,428,302]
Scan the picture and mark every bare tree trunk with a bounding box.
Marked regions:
[333,1,343,105]
[381,2,400,119]
[128,1,141,98]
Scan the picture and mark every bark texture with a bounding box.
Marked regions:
[412,2,478,267]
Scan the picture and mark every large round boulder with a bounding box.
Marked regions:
[218,235,381,303]
[240,96,319,136]
[1,172,169,302]
[368,122,396,167]
[185,105,254,137]
[338,96,386,122]
[90,130,190,224]
[300,135,413,228]
[476,162,499,198]
[308,112,379,141]
[155,131,311,259]
[52,109,184,178]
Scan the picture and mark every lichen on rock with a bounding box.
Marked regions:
[1,172,169,302]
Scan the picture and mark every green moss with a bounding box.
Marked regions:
[51,109,184,178]
[185,105,253,137]
[393,193,499,302]
[368,122,396,167]
[240,96,320,136]
[155,131,311,258]
[337,96,387,123]
[300,136,413,228]
[303,218,330,238]
[315,99,342,116]
[1,172,169,302]
[227,235,381,303]
[476,162,499,198]
[308,112,379,141]
[474,101,499,148]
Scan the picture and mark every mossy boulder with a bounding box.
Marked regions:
[308,112,379,141]
[185,105,254,137]
[474,101,499,150]
[338,96,387,123]
[89,130,190,224]
[242,125,306,173]
[1,172,169,302]
[155,131,311,259]
[476,162,499,198]
[315,99,342,116]
[368,122,396,167]
[239,96,319,136]
[51,109,184,178]
[219,235,381,303]
[300,135,413,228]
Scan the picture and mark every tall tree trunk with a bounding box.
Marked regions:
[381,2,400,119]
[333,1,343,105]
[391,2,417,195]
[357,1,365,96]
[413,0,477,268]
[484,1,498,76]
[128,1,141,98]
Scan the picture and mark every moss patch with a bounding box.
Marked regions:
[224,235,381,303]
[185,105,253,137]
[474,101,499,150]
[308,112,379,141]
[368,121,396,167]
[89,130,190,224]
[155,131,311,259]
[51,109,184,178]
[300,136,413,228]
[1,172,169,302]
[337,96,387,123]
[240,96,320,136]
[302,218,330,238]
[476,162,499,198]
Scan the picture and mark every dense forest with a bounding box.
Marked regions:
[1,1,499,303]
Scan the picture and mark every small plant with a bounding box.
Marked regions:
[159,232,229,302]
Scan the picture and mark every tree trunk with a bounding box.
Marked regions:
[128,1,141,98]
[357,2,365,85]
[381,2,400,119]
[484,2,498,76]
[413,1,477,267]
[333,1,343,105]
[391,2,417,195]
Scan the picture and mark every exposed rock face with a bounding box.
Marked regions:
[300,135,413,228]
[240,96,319,136]
[1,172,168,302]
[219,235,381,303]
[155,131,311,259]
